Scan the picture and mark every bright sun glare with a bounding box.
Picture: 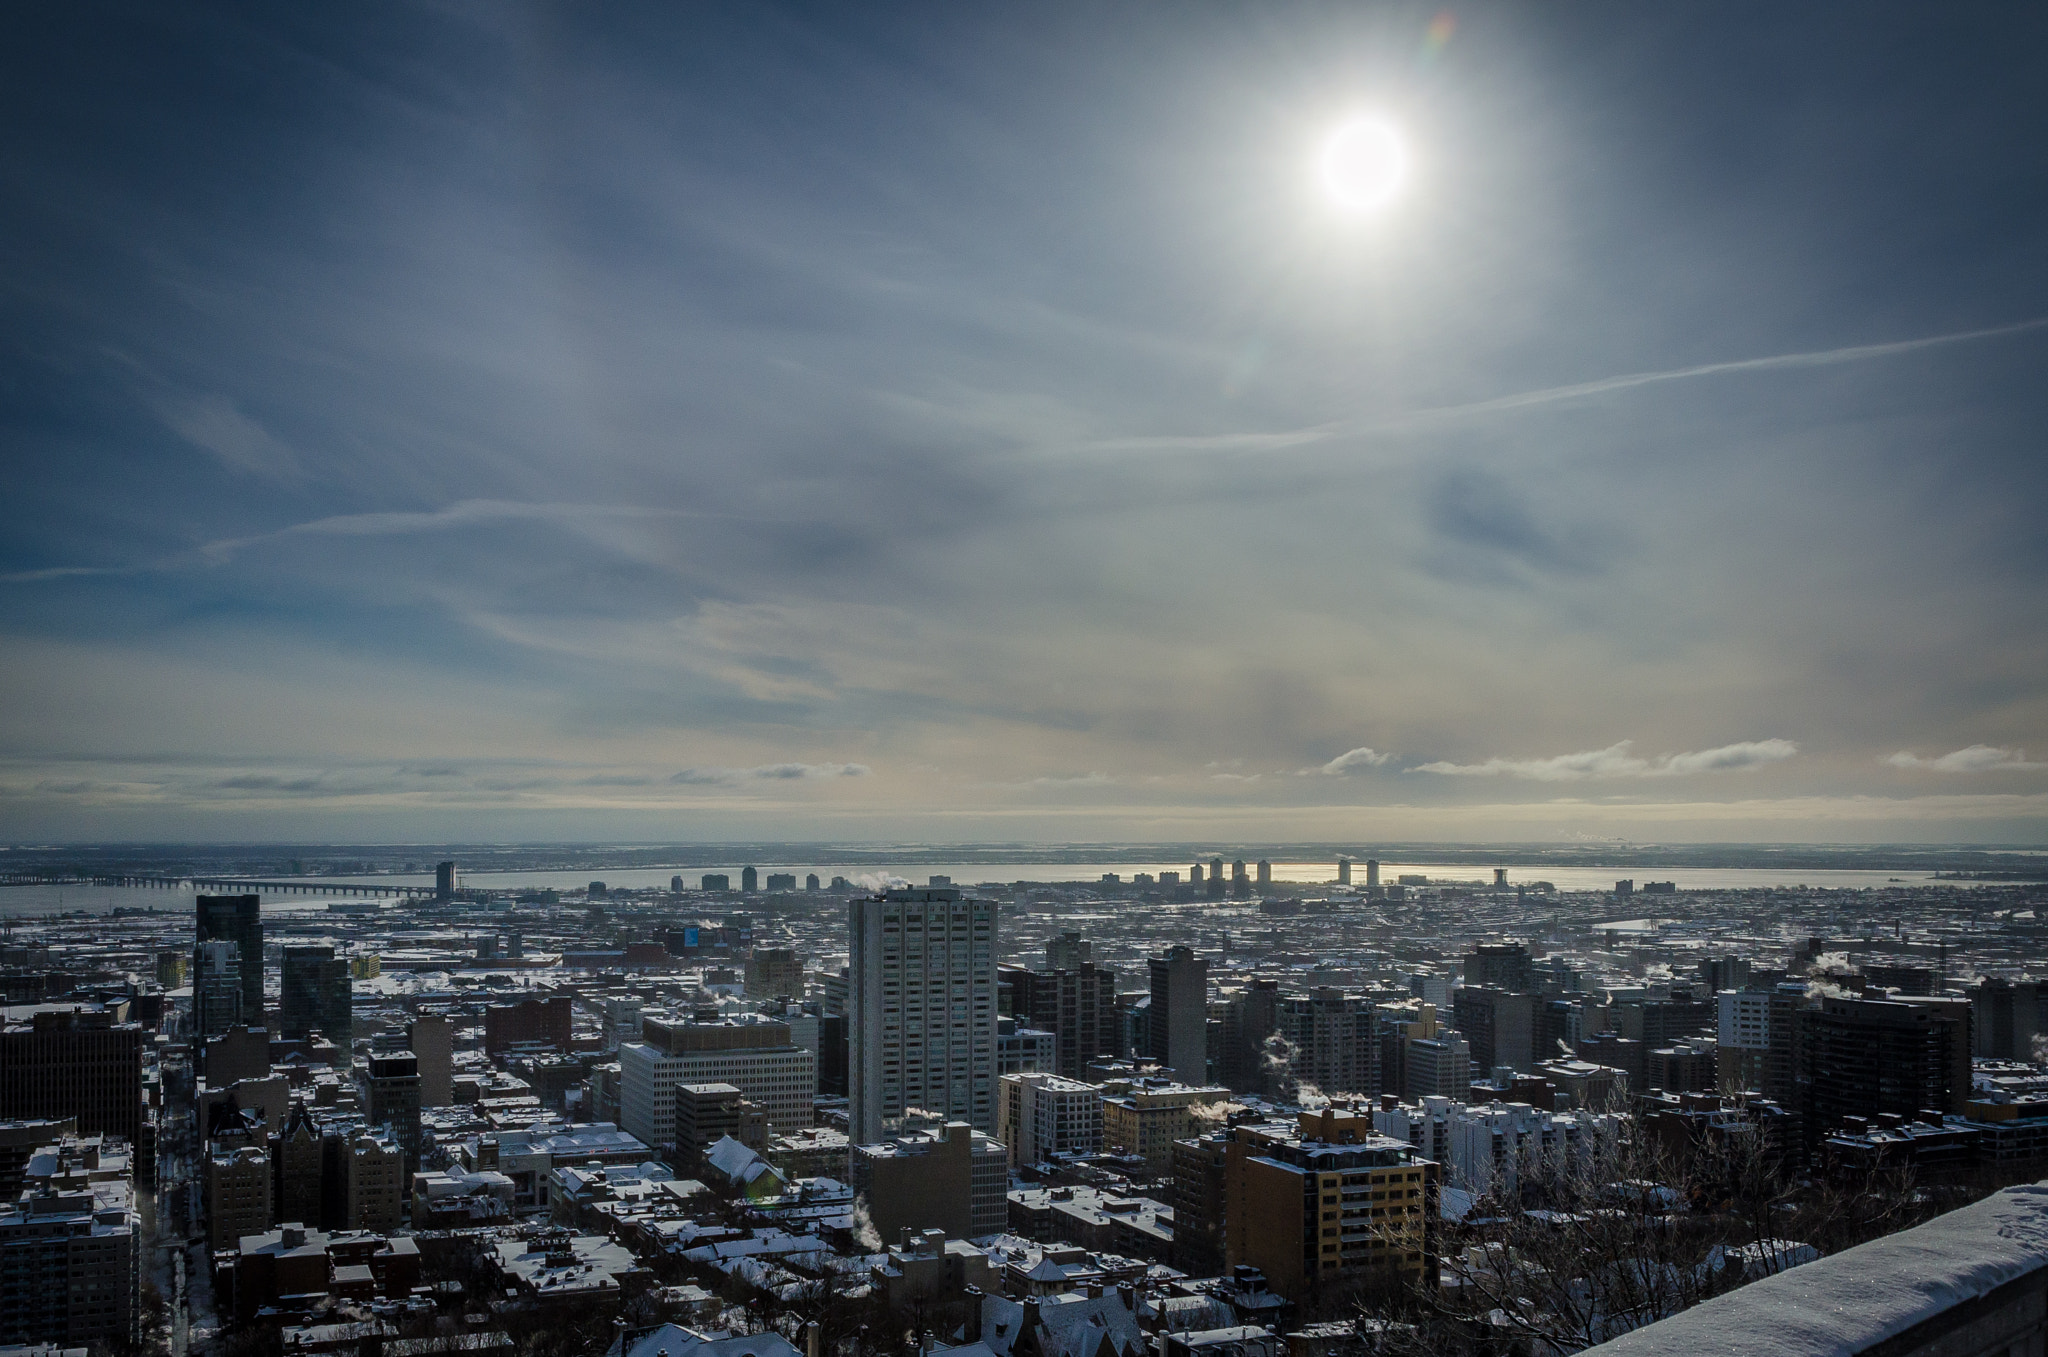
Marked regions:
[1318,116,1406,213]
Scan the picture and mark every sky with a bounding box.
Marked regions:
[2,2,2046,845]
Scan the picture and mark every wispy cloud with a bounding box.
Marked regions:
[7,501,706,586]
[1304,747,1392,776]
[150,392,305,480]
[1411,738,1796,781]
[670,762,871,785]
[1023,771,1113,786]
[1887,745,2048,773]
[0,565,138,585]
[198,500,695,564]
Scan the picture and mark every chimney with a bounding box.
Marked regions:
[1022,1297,1042,1338]
[1088,1281,1103,1299]
[963,1289,983,1342]
[802,1321,822,1357]
[1117,1282,1136,1312]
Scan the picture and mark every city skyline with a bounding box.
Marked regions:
[3,4,2046,844]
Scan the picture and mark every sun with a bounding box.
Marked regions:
[1318,116,1407,213]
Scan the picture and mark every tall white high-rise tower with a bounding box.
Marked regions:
[850,888,996,1145]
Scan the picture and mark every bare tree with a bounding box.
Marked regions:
[1357,1104,1933,1356]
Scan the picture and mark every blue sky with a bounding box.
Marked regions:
[3,3,2046,843]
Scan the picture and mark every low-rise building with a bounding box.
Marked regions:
[1373,1096,1621,1199]
[1006,1183,1174,1259]
[1099,1079,1231,1170]
[850,1121,1008,1242]
[452,1123,652,1215]
[619,1017,814,1152]
[410,1168,515,1227]
[1533,1058,1628,1112]
[0,1136,140,1349]
[214,1225,422,1323]
[491,1229,648,1308]
[764,1125,848,1181]
[997,1073,1103,1168]
[871,1227,998,1309]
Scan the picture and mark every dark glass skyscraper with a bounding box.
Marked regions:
[280,944,352,1047]
[196,893,263,1023]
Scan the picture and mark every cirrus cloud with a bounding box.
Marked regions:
[1410,738,1797,781]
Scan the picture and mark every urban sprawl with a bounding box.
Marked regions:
[3,855,2047,1356]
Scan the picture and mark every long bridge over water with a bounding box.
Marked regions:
[0,873,438,899]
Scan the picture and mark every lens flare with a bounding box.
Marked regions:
[1318,117,1406,213]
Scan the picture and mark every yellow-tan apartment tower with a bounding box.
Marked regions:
[1224,1107,1438,1302]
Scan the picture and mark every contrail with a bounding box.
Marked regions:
[1409,313,2048,423]
[1059,313,2048,458]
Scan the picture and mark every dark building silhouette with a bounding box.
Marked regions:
[1463,942,1534,993]
[1219,978,1281,1094]
[197,893,265,1023]
[365,1050,422,1175]
[483,996,573,1054]
[816,1011,848,1096]
[1699,955,1753,993]
[1002,962,1120,1079]
[1453,987,1539,1073]
[1801,995,1971,1145]
[0,1005,144,1144]
[1149,945,1209,1085]
[1973,978,2040,1060]
[280,945,352,1047]
[1864,963,1937,996]
[1277,988,1377,1095]
[408,1012,454,1106]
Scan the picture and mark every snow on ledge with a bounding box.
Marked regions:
[1583,1181,2048,1357]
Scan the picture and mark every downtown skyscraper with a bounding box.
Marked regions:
[849,888,996,1145]
[196,893,264,1024]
